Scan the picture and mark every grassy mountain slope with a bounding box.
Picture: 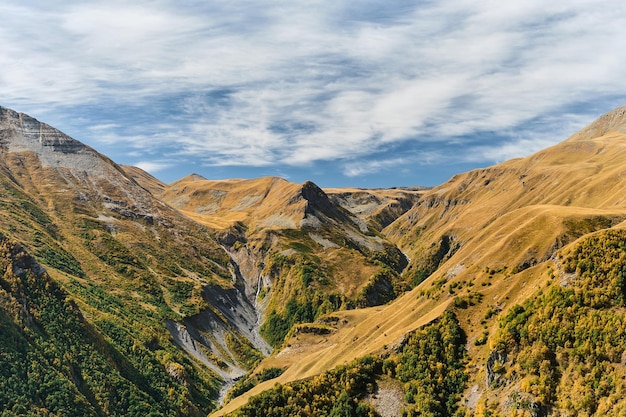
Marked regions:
[155,175,411,350]
[0,106,275,413]
[214,106,626,416]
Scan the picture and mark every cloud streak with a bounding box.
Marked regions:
[2,0,626,186]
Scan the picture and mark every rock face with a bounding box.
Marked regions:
[0,107,86,153]
[485,350,508,388]
[167,281,272,394]
[0,106,100,168]
[300,181,347,224]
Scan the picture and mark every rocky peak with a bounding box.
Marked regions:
[300,180,346,223]
[0,105,112,177]
[569,105,626,141]
[181,173,208,182]
[0,106,87,155]
[0,106,162,222]
[301,181,330,206]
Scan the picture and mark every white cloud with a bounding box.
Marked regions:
[343,157,409,177]
[89,123,121,132]
[134,160,174,173]
[2,0,626,180]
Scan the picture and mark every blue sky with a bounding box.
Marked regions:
[2,1,626,188]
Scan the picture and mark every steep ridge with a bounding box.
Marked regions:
[122,164,167,195]
[214,106,626,416]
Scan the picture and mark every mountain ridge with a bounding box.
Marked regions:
[2,104,626,416]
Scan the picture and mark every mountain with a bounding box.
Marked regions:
[153,175,414,347]
[214,106,626,416]
[386,111,626,288]
[0,106,415,413]
[0,106,282,413]
[2,104,626,416]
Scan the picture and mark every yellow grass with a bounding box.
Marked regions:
[159,176,307,231]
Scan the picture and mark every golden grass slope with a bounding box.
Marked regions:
[387,108,626,279]
[159,176,308,230]
[212,106,626,415]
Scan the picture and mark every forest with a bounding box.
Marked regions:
[0,234,219,416]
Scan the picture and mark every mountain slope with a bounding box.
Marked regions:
[0,106,277,412]
[214,106,626,416]
[155,175,411,349]
[386,107,626,288]
[3,103,626,416]
[0,232,218,416]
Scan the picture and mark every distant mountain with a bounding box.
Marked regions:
[153,175,413,348]
[324,186,424,231]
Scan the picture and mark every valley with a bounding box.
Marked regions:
[1,105,626,416]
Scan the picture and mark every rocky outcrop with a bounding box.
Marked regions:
[356,274,396,307]
[486,349,508,388]
[327,189,421,231]
[300,181,347,223]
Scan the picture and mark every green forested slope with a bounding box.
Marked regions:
[0,233,219,416]
[483,228,626,416]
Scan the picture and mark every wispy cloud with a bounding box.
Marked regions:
[2,0,626,185]
[134,160,174,173]
[343,157,410,177]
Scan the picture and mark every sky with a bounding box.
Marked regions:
[2,1,626,188]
